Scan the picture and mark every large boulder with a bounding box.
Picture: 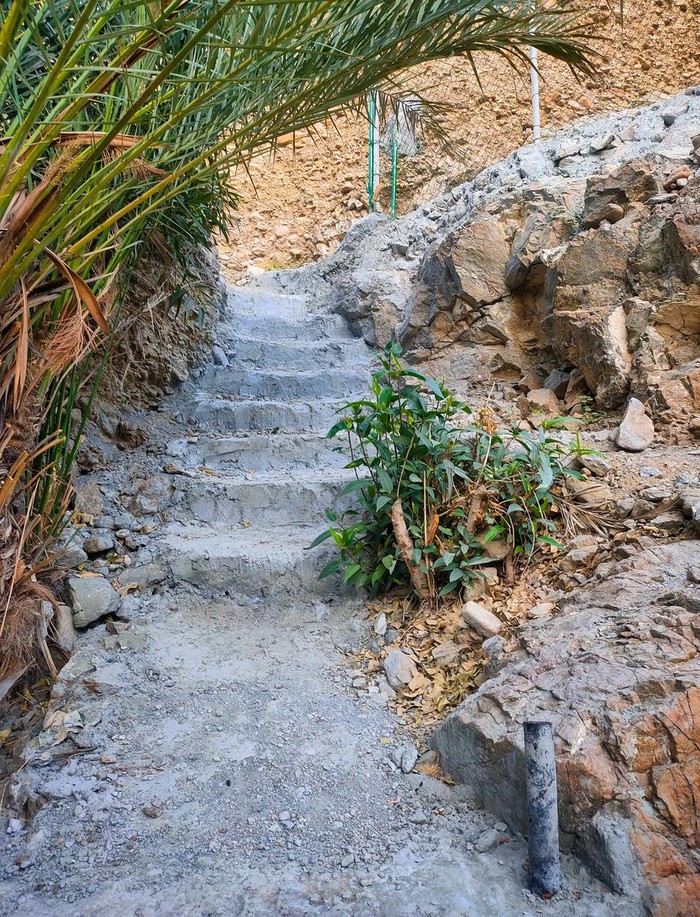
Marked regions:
[434,542,700,917]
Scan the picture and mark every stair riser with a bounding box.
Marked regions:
[171,478,358,527]
[192,399,340,434]
[229,339,370,371]
[202,436,348,473]
[221,314,352,342]
[168,549,345,599]
[226,291,308,319]
[200,368,367,401]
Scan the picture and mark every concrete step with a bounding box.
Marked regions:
[199,432,348,473]
[227,336,372,371]
[199,367,368,401]
[169,468,362,527]
[220,312,353,343]
[226,290,308,319]
[190,395,343,434]
[162,521,346,599]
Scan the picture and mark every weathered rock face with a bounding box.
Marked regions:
[290,90,700,423]
[434,541,700,917]
[408,159,700,413]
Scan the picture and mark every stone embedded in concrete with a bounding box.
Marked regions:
[68,575,121,628]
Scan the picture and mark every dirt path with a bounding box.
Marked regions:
[0,286,636,916]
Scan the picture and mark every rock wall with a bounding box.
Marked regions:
[434,542,700,917]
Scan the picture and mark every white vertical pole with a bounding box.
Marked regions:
[529,46,541,141]
[371,89,380,201]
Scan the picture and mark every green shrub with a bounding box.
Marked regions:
[311,344,582,600]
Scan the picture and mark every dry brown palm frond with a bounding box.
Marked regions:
[34,305,93,378]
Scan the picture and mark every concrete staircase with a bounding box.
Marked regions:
[161,288,375,599]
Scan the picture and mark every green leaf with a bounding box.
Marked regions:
[307,529,332,549]
[382,555,397,573]
[538,535,564,550]
[341,478,370,495]
[377,467,393,494]
[319,558,342,580]
[344,563,363,583]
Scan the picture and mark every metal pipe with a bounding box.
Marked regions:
[371,89,380,203]
[524,720,560,897]
[391,136,398,219]
[528,46,541,142]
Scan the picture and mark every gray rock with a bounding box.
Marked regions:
[579,453,611,476]
[116,564,167,591]
[383,650,416,690]
[82,534,114,555]
[212,345,229,367]
[73,480,103,517]
[475,827,501,853]
[615,398,654,452]
[54,604,77,653]
[661,100,688,126]
[68,575,121,628]
[400,745,418,774]
[56,541,89,569]
[589,133,615,154]
[552,139,580,163]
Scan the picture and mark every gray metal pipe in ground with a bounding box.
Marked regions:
[524,720,561,898]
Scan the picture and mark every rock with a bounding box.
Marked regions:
[116,564,167,591]
[579,453,611,476]
[400,745,419,774]
[615,398,654,452]
[212,345,229,367]
[522,388,561,416]
[661,100,688,126]
[82,533,114,556]
[639,486,673,503]
[460,601,502,639]
[435,541,700,912]
[54,604,77,653]
[542,368,570,398]
[588,132,615,154]
[383,650,417,690]
[475,827,501,853]
[55,541,88,569]
[561,533,598,571]
[73,481,103,517]
[373,612,387,636]
[448,218,510,307]
[679,490,700,531]
[552,139,580,163]
[663,166,692,191]
[583,202,625,230]
[68,575,121,628]
[688,417,700,438]
[527,602,555,619]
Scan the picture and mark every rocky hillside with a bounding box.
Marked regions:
[218,0,700,281]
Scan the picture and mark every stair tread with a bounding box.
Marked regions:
[181,467,357,486]
[164,520,328,553]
